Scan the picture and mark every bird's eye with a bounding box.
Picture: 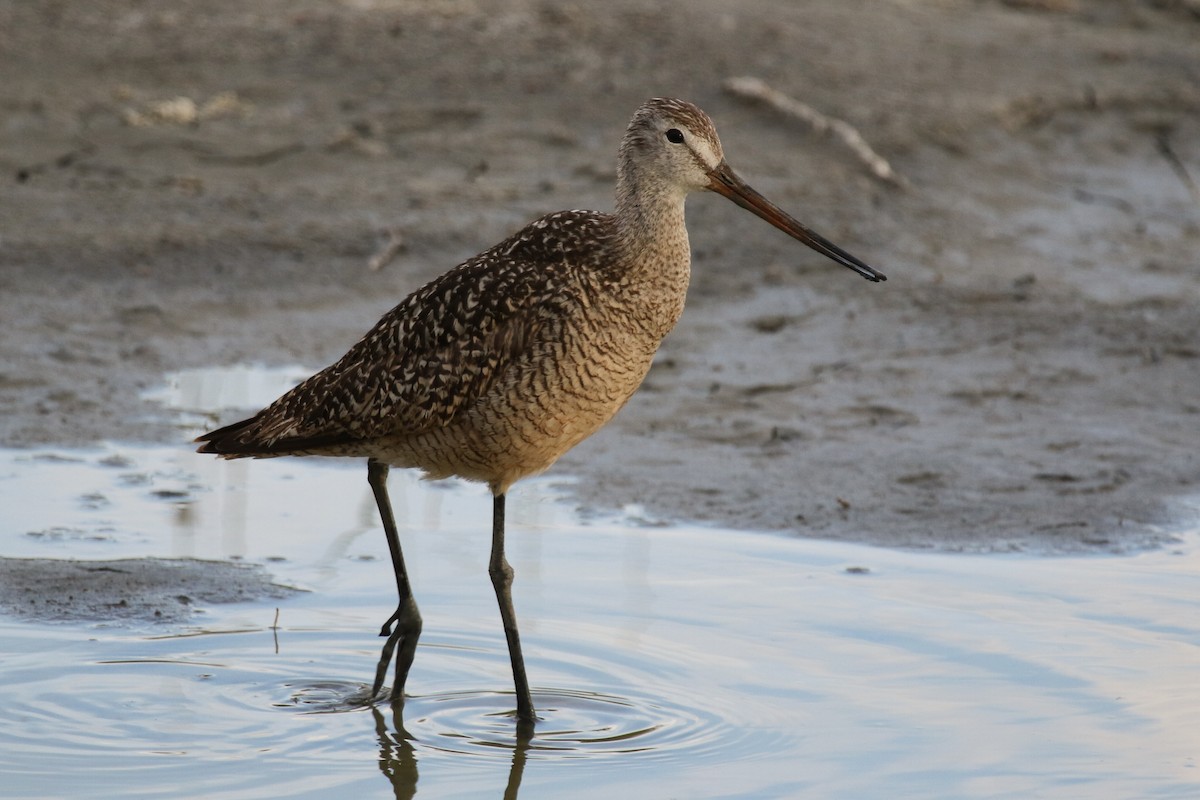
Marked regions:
[665,128,685,144]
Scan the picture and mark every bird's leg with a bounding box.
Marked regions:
[367,459,423,701]
[488,493,536,727]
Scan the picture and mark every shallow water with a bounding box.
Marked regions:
[1,367,1198,798]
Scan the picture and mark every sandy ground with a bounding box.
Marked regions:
[3,0,1199,574]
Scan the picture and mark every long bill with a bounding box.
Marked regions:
[707,162,886,282]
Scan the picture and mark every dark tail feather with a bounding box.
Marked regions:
[195,416,262,456]
[196,415,351,457]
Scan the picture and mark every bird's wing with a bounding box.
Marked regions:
[199,212,612,455]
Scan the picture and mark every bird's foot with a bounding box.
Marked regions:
[370,600,423,701]
[378,606,404,637]
[371,625,405,699]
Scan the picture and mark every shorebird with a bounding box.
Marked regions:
[197,97,884,728]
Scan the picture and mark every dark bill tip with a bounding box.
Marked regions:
[707,163,886,283]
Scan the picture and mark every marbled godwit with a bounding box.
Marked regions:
[196,98,885,728]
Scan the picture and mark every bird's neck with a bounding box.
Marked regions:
[611,173,693,305]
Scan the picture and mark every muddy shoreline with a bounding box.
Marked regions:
[3,0,1199,556]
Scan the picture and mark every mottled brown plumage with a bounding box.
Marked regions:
[196,98,884,729]
[198,209,647,494]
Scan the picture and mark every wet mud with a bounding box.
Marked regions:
[2,0,1199,554]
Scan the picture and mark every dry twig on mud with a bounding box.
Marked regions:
[367,228,406,272]
[724,77,908,189]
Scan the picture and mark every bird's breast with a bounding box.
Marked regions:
[458,285,678,488]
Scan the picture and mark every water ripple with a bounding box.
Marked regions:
[404,686,725,760]
[272,669,755,765]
